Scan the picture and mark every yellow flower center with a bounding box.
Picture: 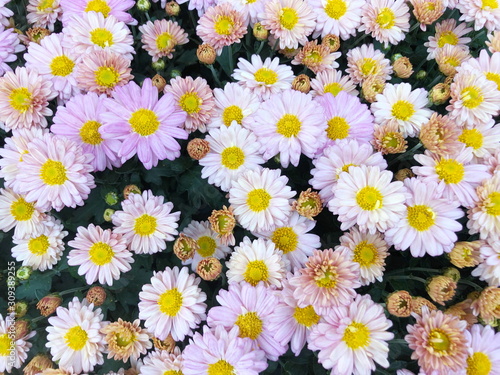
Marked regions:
[246,188,271,212]
[40,160,67,186]
[134,214,157,236]
[50,55,75,77]
[197,236,217,257]
[163,371,182,375]
[407,205,436,231]
[254,67,278,85]
[95,66,119,88]
[271,226,298,254]
[158,288,183,316]
[435,158,465,184]
[179,92,201,114]
[323,82,343,96]
[360,58,378,76]
[89,241,114,265]
[485,191,500,216]
[353,241,378,267]
[222,105,244,126]
[356,186,383,211]
[437,31,459,48]
[280,7,299,30]
[115,330,135,347]
[214,16,234,35]
[65,326,88,351]
[0,334,12,356]
[315,267,337,288]
[79,120,103,145]
[444,56,461,67]
[485,72,500,91]
[461,86,484,109]
[156,32,174,50]
[325,0,347,19]
[482,0,499,9]
[276,113,301,137]
[221,146,245,170]
[458,128,483,150]
[85,0,111,17]
[428,329,451,352]
[343,321,370,349]
[129,108,160,136]
[10,197,35,221]
[466,352,492,375]
[208,360,235,375]
[9,87,32,113]
[244,260,269,286]
[376,8,396,29]
[293,305,320,327]
[28,235,50,255]
[326,116,350,140]
[90,28,114,48]
[338,163,358,178]
[235,311,262,340]
[392,100,415,121]
[37,0,54,11]
[306,50,323,64]
[383,133,401,148]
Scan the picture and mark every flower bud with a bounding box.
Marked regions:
[386,290,412,317]
[197,44,216,65]
[394,168,415,182]
[292,188,323,219]
[253,22,268,41]
[208,206,236,246]
[86,286,107,306]
[25,27,50,44]
[165,1,180,16]
[136,0,151,11]
[103,208,115,222]
[16,266,32,280]
[123,185,141,200]
[152,59,165,71]
[426,275,457,306]
[443,267,460,282]
[152,74,167,92]
[12,301,28,318]
[361,75,385,103]
[411,296,437,315]
[392,56,413,79]
[187,138,210,160]
[173,234,198,261]
[429,83,450,105]
[448,241,482,268]
[416,70,427,80]
[170,69,182,78]
[291,74,311,94]
[391,53,403,63]
[196,257,223,281]
[153,334,176,352]
[15,320,30,340]
[322,34,340,52]
[36,294,62,317]
[23,354,53,375]
[105,191,119,206]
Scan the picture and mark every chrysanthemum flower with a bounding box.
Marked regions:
[27,0,62,31]
[112,190,180,255]
[232,54,294,100]
[471,286,500,325]
[468,173,500,241]
[183,325,268,375]
[471,240,500,286]
[46,297,106,374]
[309,0,364,40]
[141,347,183,375]
[207,282,287,361]
[100,319,151,362]
[200,123,265,192]
[60,0,137,26]
[419,112,462,157]
[291,40,341,74]
[309,294,394,374]
[0,25,25,77]
[309,69,359,98]
[228,168,295,232]
[413,147,491,207]
[449,240,482,269]
[0,313,35,373]
[139,19,188,61]
[138,266,207,341]
[424,19,472,60]
[0,0,13,27]
[487,31,500,53]
[464,49,500,94]
[457,0,500,31]
[177,0,216,16]
[405,307,468,374]
[436,44,471,77]
[459,324,500,375]
[0,188,44,239]
[458,120,500,161]
[346,43,393,84]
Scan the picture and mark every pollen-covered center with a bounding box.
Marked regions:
[10,197,35,221]
[90,28,114,48]
[208,360,235,375]
[214,16,234,35]
[353,240,378,267]
[50,55,75,77]
[360,58,379,76]
[461,86,484,109]
[37,0,54,11]
[437,31,459,48]
[485,72,500,91]
[327,116,350,140]
[466,352,492,375]
[235,311,263,340]
[222,105,244,126]
[458,128,483,150]
[156,32,174,50]
[197,236,217,257]
[271,226,298,254]
[79,120,104,145]
[325,0,347,19]
[95,66,119,87]
[244,260,269,286]
[129,108,160,136]
[280,7,299,30]
[392,100,415,121]
[435,158,465,184]
[254,67,278,85]
[9,87,32,113]
[376,7,396,29]
[134,214,157,236]
[356,186,383,211]
[343,321,370,349]
[0,334,12,356]
[221,146,245,170]
[482,0,499,9]
[158,288,183,316]
[276,113,301,137]
[428,329,451,352]
[40,160,67,186]
[246,188,271,212]
[485,192,500,216]
[323,82,343,96]
[293,305,320,327]
[28,235,50,255]
[179,92,202,114]
[65,326,88,351]
[315,266,338,288]
[407,205,436,231]
[89,241,114,265]
[85,0,111,17]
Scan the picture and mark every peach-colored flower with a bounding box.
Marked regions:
[140,19,188,62]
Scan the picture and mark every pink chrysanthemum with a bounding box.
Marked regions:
[424,19,472,60]
[164,76,215,134]
[0,24,24,77]
[26,0,62,31]
[346,43,393,84]
[310,69,359,98]
[15,134,95,212]
[60,0,137,26]
[112,190,180,255]
[0,188,44,239]
[0,0,13,27]
[68,224,134,286]
[139,19,188,61]
[141,347,183,375]
[457,0,500,31]
[458,119,500,161]
[216,0,266,26]
[471,239,500,286]
[0,313,35,373]
[310,0,364,40]
[101,78,188,169]
[177,0,216,16]
[467,173,500,241]
[138,266,207,341]
[456,324,500,375]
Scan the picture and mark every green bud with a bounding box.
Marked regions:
[104,191,119,206]
[443,267,460,282]
[103,208,115,222]
[170,69,182,78]
[136,0,151,11]
[416,70,427,80]
[391,53,403,63]
[16,266,32,281]
[13,301,28,318]
[152,59,166,71]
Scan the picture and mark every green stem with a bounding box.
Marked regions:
[208,64,223,86]
[58,286,90,297]
[270,38,280,57]
[255,41,265,56]
[458,279,483,291]
[387,267,442,275]
[387,275,428,284]
[388,142,422,166]
[389,339,409,345]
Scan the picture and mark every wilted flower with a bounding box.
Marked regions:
[392,56,413,78]
[23,354,53,375]
[122,185,141,200]
[394,168,415,181]
[429,82,451,105]
[152,74,166,91]
[152,334,176,352]
[322,34,340,52]
[291,74,310,93]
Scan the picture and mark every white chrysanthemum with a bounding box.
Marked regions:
[11,215,67,271]
[310,69,359,98]
[0,188,44,239]
[140,347,183,375]
[371,82,433,138]
[457,0,500,31]
[346,43,393,84]
[310,0,364,40]
[112,190,180,255]
[46,297,106,374]
[0,313,35,373]
[217,0,266,26]
[458,119,500,160]
[461,49,500,94]
[472,240,500,286]
[467,172,500,241]
[200,123,265,191]
[424,19,472,60]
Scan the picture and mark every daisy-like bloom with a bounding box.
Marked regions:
[207,282,287,361]
[310,69,359,98]
[139,19,188,62]
[259,0,316,49]
[338,226,388,285]
[180,220,231,272]
[0,314,35,373]
[101,78,187,168]
[372,120,408,155]
[308,294,394,374]
[227,236,287,287]
[457,324,500,375]
[26,0,62,31]
[290,248,360,313]
[60,0,136,26]
[447,66,500,127]
[250,90,326,168]
[360,0,410,47]
[183,325,268,375]
[112,190,180,255]
[0,188,44,239]
[371,82,432,138]
[164,76,214,134]
[138,266,207,341]
[449,240,482,268]
[100,319,151,362]
[232,54,294,100]
[46,297,106,374]
[200,123,265,192]
[11,215,67,271]
[0,67,55,131]
[424,19,472,60]
[436,44,471,77]
[487,31,500,53]
[405,307,468,374]
[255,211,321,272]
[309,139,387,205]
[140,347,183,375]
[15,134,95,212]
[228,168,296,232]
[456,0,500,31]
[51,92,121,172]
[385,178,463,258]
[419,112,462,157]
[75,49,132,96]
[67,224,134,286]
[413,146,491,207]
[465,49,500,93]
[196,3,247,55]
[309,0,364,40]
[458,119,500,160]
[291,40,341,74]
[346,43,393,84]
[468,173,500,241]
[0,25,24,77]
[472,240,500,286]
[329,165,407,233]
[411,0,445,31]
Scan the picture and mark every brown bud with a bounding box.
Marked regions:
[392,56,413,79]
[386,290,413,317]
[165,1,180,16]
[123,184,141,200]
[23,354,53,375]
[153,333,176,352]
[426,275,457,306]
[253,22,268,41]
[173,233,198,261]
[25,27,50,45]
[429,82,450,105]
[86,286,107,306]
[15,320,30,340]
[291,74,311,94]
[187,138,210,160]
[152,74,167,92]
[292,188,323,219]
[197,44,216,65]
[322,34,340,52]
[36,294,62,317]
[394,168,415,181]
[197,257,223,281]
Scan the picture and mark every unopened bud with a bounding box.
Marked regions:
[416,70,427,80]
[86,286,107,306]
[103,208,115,222]
[291,74,311,93]
[123,185,141,200]
[15,320,30,340]
[25,27,50,44]
[292,188,323,219]
[23,354,53,375]
[36,294,62,317]
[253,22,268,41]
[394,168,415,181]
[105,191,119,206]
[386,290,412,317]
[187,138,210,160]
[153,334,176,352]
[152,74,167,92]
[170,69,181,78]
[197,44,216,65]
[322,34,340,52]
[392,56,413,79]
[411,296,437,315]
[391,53,403,63]
[429,83,450,105]
[136,0,151,11]
[173,234,197,261]
[13,301,28,318]
[152,59,165,71]
[16,266,32,281]
[208,206,236,245]
[165,1,180,16]
[426,275,457,306]
[196,257,223,281]
[443,267,461,282]
[362,75,385,103]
